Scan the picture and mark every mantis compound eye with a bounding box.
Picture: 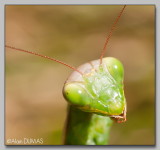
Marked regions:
[102,57,124,83]
[63,83,91,106]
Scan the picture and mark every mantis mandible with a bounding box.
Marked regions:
[6,5,127,145]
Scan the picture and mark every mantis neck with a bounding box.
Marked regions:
[64,105,113,145]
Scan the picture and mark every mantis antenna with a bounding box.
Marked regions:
[100,5,126,64]
[5,45,83,75]
[6,5,126,75]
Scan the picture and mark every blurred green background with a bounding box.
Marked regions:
[5,5,155,145]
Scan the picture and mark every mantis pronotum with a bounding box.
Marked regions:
[6,5,127,145]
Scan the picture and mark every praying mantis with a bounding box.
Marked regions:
[6,5,127,145]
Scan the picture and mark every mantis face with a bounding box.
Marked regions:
[63,57,126,123]
[6,5,127,124]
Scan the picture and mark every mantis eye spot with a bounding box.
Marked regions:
[78,90,82,94]
[102,57,124,82]
[63,83,91,106]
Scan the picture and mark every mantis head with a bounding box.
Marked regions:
[63,57,127,123]
[6,5,127,123]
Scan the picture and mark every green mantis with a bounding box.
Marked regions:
[63,57,126,145]
[64,57,126,118]
[6,5,127,145]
